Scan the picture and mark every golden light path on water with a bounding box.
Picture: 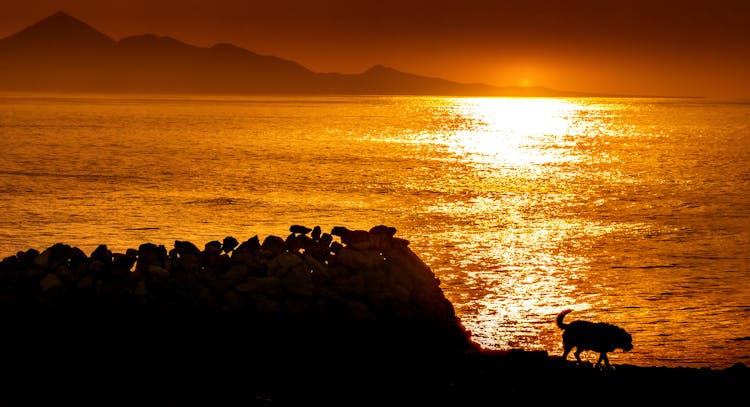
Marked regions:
[418,98,632,352]
[1,94,746,367]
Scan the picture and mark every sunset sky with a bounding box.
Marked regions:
[1,0,749,99]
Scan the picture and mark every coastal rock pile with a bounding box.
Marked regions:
[0,225,475,353]
[0,226,747,405]
[0,225,481,403]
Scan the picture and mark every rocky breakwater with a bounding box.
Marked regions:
[0,225,477,402]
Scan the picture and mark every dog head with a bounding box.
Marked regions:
[615,328,633,352]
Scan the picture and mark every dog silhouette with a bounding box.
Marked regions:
[556,309,633,369]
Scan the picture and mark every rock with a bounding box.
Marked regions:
[204,240,222,256]
[261,235,286,259]
[19,249,40,267]
[45,243,72,270]
[112,251,137,276]
[236,235,261,254]
[330,226,350,237]
[174,240,201,258]
[332,226,371,249]
[222,236,239,253]
[311,226,322,241]
[170,241,201,272]
[40,272,63,292]
[369,225,397,238]
[69,246,88,266]
[347,234,372,250]
[90,244,112,264]
[33,250,50,269]
[290,225,312,235]
[330,240,343,255]
[306,233,333,262]
[286,233,312,253]
[335,247,384,270]
[202,240,225,270]
[136,243,167,272]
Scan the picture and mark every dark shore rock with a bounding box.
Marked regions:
[0,225,746,405]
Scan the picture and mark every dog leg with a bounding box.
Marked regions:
[595,353,604,368]
[595,353,612,369]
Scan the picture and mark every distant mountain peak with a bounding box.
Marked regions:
[44,10,77,22]
[4,10,114,47]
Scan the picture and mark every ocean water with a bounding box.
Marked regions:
[1,93,748,369]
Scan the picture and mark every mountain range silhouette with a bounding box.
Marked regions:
[0,12,595,96]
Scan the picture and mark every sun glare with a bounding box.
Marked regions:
[446,98,581,168]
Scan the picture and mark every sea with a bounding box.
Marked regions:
[1,93,748,369]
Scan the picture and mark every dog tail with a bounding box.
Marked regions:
[556,309,573,330]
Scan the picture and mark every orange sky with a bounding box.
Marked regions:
[2,0,749,98]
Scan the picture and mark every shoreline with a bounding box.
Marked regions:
[1,227,747,404]
[1,312,745,405]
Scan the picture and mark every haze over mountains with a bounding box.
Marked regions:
[0,12,595,97]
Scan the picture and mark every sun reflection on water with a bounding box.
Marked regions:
[446,98,582,168]
[425,97,604,352]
